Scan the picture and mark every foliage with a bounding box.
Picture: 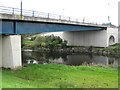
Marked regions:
[94,44,120,52]
[61,40,67,49]
[22,35,68,50]
[21,34,36,41]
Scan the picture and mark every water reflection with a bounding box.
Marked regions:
[22,51,118,67]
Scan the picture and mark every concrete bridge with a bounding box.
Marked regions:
[0,6,118,69]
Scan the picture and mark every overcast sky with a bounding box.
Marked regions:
[0,0,119,26]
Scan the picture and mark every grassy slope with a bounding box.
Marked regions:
[2,64,118,88]
[95,44,120,51]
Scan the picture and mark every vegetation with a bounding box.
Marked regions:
[22,34,120,52]
[22,35,67,50]
[2,64,118,88]
[94,44,120,51]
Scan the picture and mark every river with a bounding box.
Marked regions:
[22,51,119,67]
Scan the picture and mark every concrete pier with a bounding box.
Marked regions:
[1,35,22,69]
[41,27,118,47]
[63,27,118,47]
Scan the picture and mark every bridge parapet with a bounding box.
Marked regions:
[0,6,105,27]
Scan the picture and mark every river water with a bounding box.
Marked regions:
[22,51,119,67]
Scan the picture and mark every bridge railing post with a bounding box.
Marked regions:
[32,11,34,17]
[47,13,49,19]
[59,15,61,20]
[69,17,70,21]
[76,18,78,23]
[12,8,14,15]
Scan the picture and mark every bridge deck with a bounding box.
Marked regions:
[0,6,107,35]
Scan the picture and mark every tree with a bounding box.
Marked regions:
[22,34,68,50]
[61,40,68,49]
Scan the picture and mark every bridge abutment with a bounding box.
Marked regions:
[0,35,22,69]
[63,30,108,47]
[63,27,118,47]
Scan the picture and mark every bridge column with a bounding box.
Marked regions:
[2,35,22,69]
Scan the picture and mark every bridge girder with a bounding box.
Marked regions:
[0,19,107,35]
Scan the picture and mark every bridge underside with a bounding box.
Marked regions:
[0,19,107,35]
[0,19,108,69]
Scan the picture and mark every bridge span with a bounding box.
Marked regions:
[0,6,107,34]
[0,6,118,69]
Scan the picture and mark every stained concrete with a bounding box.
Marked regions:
[1,35,22,69]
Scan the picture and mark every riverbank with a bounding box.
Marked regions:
[2,64,118,88]
[22,35,120,56]
[22,44,120,58]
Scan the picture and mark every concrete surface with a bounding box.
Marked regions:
[41,27,118,47]
[2,35,22,69]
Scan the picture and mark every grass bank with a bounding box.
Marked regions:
[95,44,120,51]
[2,64,118,88]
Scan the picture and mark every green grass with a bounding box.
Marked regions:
[22,41,33,46]
[2,64,118,88]
[95,44,120,51]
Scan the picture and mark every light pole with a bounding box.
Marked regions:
[20,0,22,19]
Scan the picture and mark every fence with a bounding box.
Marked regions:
[0,6,101,25]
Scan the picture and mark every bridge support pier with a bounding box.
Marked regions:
[0,35,22,69]
[63,28,118,47]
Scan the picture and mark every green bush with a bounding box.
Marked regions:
[22,35,68,50]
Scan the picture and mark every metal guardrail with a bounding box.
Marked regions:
[0,6,102,26]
